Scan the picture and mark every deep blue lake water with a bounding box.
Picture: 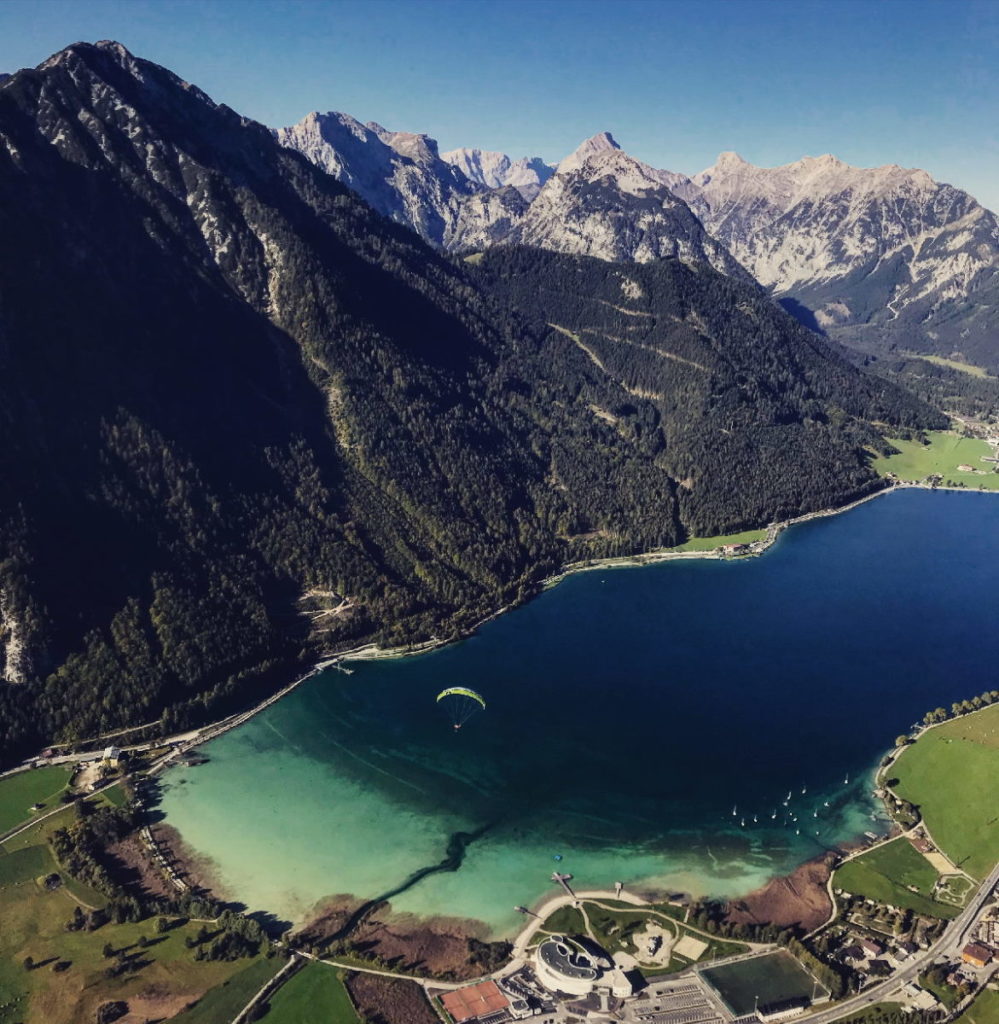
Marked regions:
[160,489,999,934]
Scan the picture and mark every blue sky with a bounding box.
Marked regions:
[1,0,997,209]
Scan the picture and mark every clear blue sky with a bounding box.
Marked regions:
[1,0,997,210]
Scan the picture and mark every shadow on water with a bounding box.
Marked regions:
[323,821,495,945]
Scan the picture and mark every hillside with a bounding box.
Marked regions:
[473,247,943,535]
[0,41,943,762]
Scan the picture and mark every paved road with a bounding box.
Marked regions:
[806,861,999,1024]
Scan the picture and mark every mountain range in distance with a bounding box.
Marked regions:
[279,115,999,371]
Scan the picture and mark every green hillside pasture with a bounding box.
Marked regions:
[0,768,72,835]
[0,876,275,1024]
[872,432,999,488]
[892,705,999,879]
[259,962,359,1024]
[834,838,956,919]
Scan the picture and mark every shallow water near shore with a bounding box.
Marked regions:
[159,489,999,936]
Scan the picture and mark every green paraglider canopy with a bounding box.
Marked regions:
[436,687,486,729]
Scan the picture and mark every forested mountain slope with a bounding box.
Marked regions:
[474,248,942,534]
[0,42,942,762]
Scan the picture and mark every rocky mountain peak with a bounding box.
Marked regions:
[556,131,621,175]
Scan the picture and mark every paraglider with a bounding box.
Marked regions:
[436,687,486,730]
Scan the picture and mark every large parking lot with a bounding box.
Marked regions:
[628,979,727,1024]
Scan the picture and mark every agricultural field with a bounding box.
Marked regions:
[0,767,72,835]
[0,859,275,1024]
[871,431,999,489]
[892,704,999,879]
[834,837,958,919]
[258,962,360,1023]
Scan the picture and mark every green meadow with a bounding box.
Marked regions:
[0,767,72,836]
[834,838,957,919]
[258,962,360,1024]
[892,704,999,879]
[872,431,999,489]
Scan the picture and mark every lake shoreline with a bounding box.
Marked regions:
[151,482,997,953]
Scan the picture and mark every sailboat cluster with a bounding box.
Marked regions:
[730,774,853,837]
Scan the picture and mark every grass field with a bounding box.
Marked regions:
[937,874,974,905]
[0,867,275,1024]
[259,962,360,1024]
[0,768,72,835]
[892,704,999,879]
[871,431,999,488]
[0,845,55,888]
[541,905,586,935]
[171,958,284,1024]
[836,1003,906,1024]
[954,987,999,1024]
[671,529,767,552]
[912,355,996,380]
[834,837,958,919]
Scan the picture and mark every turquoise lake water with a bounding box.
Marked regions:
[158,489,999,936]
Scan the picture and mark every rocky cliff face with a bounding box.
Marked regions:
[675,152,999,366]
[275,111,482,244]
[440,146,553,199]
[495,141,750,278]
[281,122,746,277]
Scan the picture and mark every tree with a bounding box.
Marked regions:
[22,955,33,971]
[155,916,169,933]
[96,1001,128,1024]
[895,735,910,747]
[102,942,114,959]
